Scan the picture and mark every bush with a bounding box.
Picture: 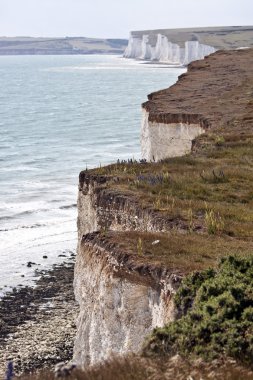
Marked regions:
[144,256,253,366]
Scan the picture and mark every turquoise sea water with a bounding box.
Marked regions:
[0,54,184,293]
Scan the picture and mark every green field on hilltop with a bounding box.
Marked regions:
[0,36,128,55]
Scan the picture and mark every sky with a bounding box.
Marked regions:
[0,0,252,38]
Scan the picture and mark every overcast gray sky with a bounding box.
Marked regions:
[0,0,252,38]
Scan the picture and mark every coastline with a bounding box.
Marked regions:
[0,257,78,377]
[1,47,253,377]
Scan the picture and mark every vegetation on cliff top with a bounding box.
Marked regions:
[143,256,253,366]
[94,229,253,274]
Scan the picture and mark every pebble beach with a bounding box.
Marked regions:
[0,257,78,377]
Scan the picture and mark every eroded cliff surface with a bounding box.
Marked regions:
[124,26,253,64]
[74,232,180,366]
[75,173,183,366]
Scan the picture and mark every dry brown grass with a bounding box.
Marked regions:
[99,230,253,274]
[17,355,253,380]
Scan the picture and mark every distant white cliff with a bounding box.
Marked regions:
[124,33,216,65]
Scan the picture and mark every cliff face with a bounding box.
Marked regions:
[124,34,215,65]
[74,175,181,367]
[74,233,179,366]
[124,26,253,64]
[141,109,205,161]
[77,173,189,236]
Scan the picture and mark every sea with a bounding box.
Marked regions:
[0,54,184,295]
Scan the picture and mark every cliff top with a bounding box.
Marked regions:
[130,25,253,49]
[143,48,253,128]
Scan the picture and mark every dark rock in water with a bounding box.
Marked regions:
[55,362,77,378]
[27,262,36,268]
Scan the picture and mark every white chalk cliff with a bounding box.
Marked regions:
[74,237,177,366]
[141,109,205,161]
[124,33,216,65]
[73,176,181,367]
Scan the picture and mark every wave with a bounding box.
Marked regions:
[44,65,144,72]
[1,165,41,172]
[0,222,47,232]
[59,203,77,210]
[0,202,77,218]
[0,215,14,221]
[0,204,77,234]
[0,216,76,232]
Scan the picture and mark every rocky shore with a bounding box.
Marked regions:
[0,257,78,377]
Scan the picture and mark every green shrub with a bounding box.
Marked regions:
[144,256,253,366]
